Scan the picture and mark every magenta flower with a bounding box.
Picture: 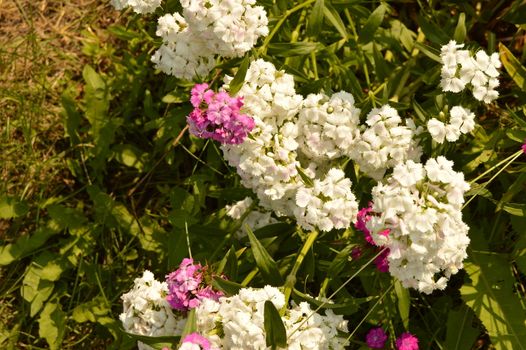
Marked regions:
[165,258,223,312]
[187,83,255,145]
[522,139,526,154]
[351,246,362,260]
[366,327,388,349]
[180,333,213,350]
[395,332,419,350]
[355,204,375,244]
[374,248,390,273]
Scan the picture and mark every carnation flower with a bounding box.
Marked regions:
[366,327,388,349]
[120,271,186,350]
[367,157,470,293]
[166,258,223,312]
[111,0,161,14]
[225,197,277,238]
[187,83,255,145]
[439,40,500,103]
[427,106,475,144]
[151,1,268,80]
[396,332,419,350]
[179,333,216,350]
[194,286,349,349]
[350,104,422,180]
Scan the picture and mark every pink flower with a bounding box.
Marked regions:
[351,246,362,260]
[187,83,255,145]
[355,204,374,244]
[374,248,390,273]
[395,332,419,350]
[166,258,223,312]
[180,333,213,350]
[366,327,388,348]
[522,139,526,154]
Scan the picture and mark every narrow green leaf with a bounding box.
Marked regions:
[212,277,243,296]
[373,43,389,81]
[267,42,323,57]
[228,54,250,95]
[500,43,526,91]
[296,166,314,187]
[120,328,179,350]
[307,0,324,37]
[416,14,449,44]
[38,301,66,350]
[503,203,526,217]
[394,280,410,329]
[180,308,197,341]
[264,300,287,349]
[323,2,348,39]
[326,245,353,277]
[246,225,284,286]
[359,3,387,44]
[512,217,526,275]
[445,303,479,350]
[501,2,526,24]
[414,42,442,63]
[453,13,467,43]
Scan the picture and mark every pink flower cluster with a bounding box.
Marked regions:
[354,203,390,272]
[165,258,223,312]
[187,83,255,145]
[365,328,419,350]
[180,333,215,350]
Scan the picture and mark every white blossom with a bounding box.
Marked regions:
[111,0,161,14]
[367,157,470,294]
[225,197,278,238]
[427,106,475,143]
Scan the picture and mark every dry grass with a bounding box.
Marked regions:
[0,0,118,203]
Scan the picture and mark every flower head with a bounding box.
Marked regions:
[166,258,223,312]
[366,327,388,348]
[179,333,214,350]
[396,332,419,350]
[187,84,255,145]
[522,139,526,154]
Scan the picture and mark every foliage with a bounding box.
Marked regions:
[2,0,526,349]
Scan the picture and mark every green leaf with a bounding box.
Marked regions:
[414,42,442,63]
[323,2,348,39]
[359,3,387,44]
[21,253,58,316]
[293,288,368,315]
[217,246,238,280]
[416,14,449,45]
[307,0,324,37]
[296,166,314,187]
[501,2,526,24]
[38,301,66,350]
[326,245,353,277]
[267,42,323,57]
[112,144,147,171]
[47,204,87,230]
[500,43,526,91]
[461,250,526,349]
[228,54,250,95]
[0,221,60,266]
[0,195,29,219]
[503,203,526,217]
[120,329,179,350]
[394,280,410,329]
[512,217,526,274]
[212,276,243,296]
[453,13,467,43]
[445,303,479,350]
[180,308,197,341]
[246,225,284,286]
[373,43,389,81]
[264,300,287,349]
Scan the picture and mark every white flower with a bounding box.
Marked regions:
[427,106,475,143]
[367,157,470,294]
[120,271,186,350]
[427,118,446,143]
[350,104,422,180]
[111,0,161,14]
[225,197,278,238]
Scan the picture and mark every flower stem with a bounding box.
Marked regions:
[282,229,319,313]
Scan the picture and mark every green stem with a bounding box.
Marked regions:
[469,149,522,185]
[258,0,317,55]
[463,150,523,209]
[282,229,319,313]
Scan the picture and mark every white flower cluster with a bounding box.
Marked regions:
[440,40,501,103]
[297,92,361,161]
[367,157,471,294]
[295,169,358,232]
[195,286,348,349]
[351,105,422,180]
[221,59,360,231]
[151,0,268,80]
[225,197,277,239]
[111,0,161,14]
[427,106,476,143]
[120,271,185,350]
